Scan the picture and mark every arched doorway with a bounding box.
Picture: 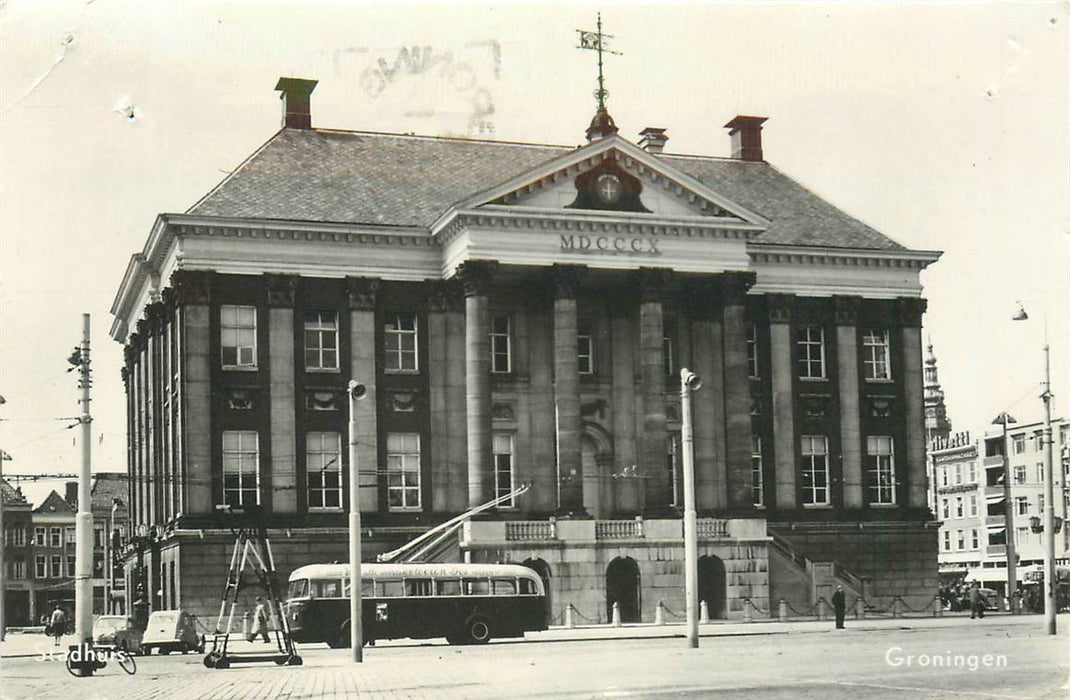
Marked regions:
[606,557,642,623]
[698,555,727,619]
[521,558,553,626]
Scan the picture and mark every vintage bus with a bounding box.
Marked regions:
[285,562,547,647]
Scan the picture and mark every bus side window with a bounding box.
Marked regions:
[288,578,309,599]
[492,579,516,595]
[405,578,433,597]
[362,579,374,597]
[379,579,404,598]
[436,579,461,596]
[312,579,342,598]
[464,578,490,596]
[518,578,537,595]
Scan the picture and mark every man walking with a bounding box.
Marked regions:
[49,604,67,646]
[248,596,271,643]
[832,585,846,630]
[969,582,985,619]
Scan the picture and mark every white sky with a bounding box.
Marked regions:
[1,1,1067,481]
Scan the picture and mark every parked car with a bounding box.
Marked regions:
[93,615,144,654]
[140,610,204,655]
[956,587,999,612]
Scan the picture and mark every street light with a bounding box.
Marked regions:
[1013,301,1057,635]
[679,367,702,649]
[347,379,367,662]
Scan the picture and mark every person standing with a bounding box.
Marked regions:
[248,596,271,643]
[969,582,985,619]
[48,605,67,646]
[832,586,846,630]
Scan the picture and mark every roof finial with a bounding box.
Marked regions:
[576,13,621,112]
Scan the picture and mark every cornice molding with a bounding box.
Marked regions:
[749,244,942,270]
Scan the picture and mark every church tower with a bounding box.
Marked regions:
[924,338,952,445]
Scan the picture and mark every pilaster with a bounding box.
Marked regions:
[767,293,796,509]
[267,274,298,514]
[722,271,757,509]
[834,295,863,509]
[897,297,929,509]
[347,276,380,512]
[458,260,498,508]
[639,267,672,511]
[552,264,586,514]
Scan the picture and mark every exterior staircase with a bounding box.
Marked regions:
[767,530,867,614]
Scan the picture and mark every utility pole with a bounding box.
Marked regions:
[72,314,95,674]
[679,368,702,649]
[0,393,7,642]
[347,379,367,661]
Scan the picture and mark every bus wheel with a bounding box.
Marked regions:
[464,616,492,645]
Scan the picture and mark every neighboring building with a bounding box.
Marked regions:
[109,77,943,623]
[2,479,34,626]
[31,487,77,619]
[91,474,129,614]
[929,432,983,580]
[931,417,1070,597]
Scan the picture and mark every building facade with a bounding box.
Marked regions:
[109,78,942,624]
[2,479,34,626]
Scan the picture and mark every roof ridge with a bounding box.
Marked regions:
[303,126,578,152]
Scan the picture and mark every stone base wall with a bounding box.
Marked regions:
[770,522,939,612]
[468,540,769,623]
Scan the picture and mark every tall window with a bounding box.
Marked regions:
[222,430,259,506]
[1012,435,1025,454]
[796,325,826,379]
[941,498,949,519]
[306,431,342,510]
[35,555,46,578]
[955,496,964,518]
[386,433,421,511]
[942,531,951,551]
[956,530,965,550]
[12,559,24,579]
[67,555,76,576]
[862,329,891,380]
[304,312,339,371]
[11,528,25,546]
[66,526,76,544]
[221,305,257,369]
[50,555,62,578]
[1015,496,1029,515]
[493,433,515,505]
[667,433,680,507]
[752,434,765,507]
[1013,465,1027,484]
[800,435,830,506]
[50,527,61,548]
[577,335,594,375]
[969,495,978,517]
[746,323,759,378]
[954,465,962,485]
[971,529,979,549]
[34,527,45,546]
[384,313,419,373]
[1036,462,1044,483]
[940,466,948,487]
[663,336,676,378]
[490,315,511,374]
[866,435,896,505]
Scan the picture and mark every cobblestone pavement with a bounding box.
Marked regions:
[2,615,1067,700]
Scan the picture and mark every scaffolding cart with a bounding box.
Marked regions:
[203,505,302,669]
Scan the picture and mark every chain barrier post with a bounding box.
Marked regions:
[934,595,943,618]
[893,596,902,618]
[855,597,865,619]
[778,599,787,622]
[743,598,753,623]
[817,597,827,621]
[699,600,708,623]
[565,604,575,629]
[655,601,665,626]
[611,602,621,627]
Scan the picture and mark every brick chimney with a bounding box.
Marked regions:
[65,481,78,507]
[724,115,768,162]
[638,127,668,154]
[274,77,318,129]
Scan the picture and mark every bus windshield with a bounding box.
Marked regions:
[288,578,309,599]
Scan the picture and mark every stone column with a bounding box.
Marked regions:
[639,268,671,511]
[686,277,722,511]
[722,271,757,509]
[768,294,797,509]
[834,296,863,510]
[171,270,212,514]
[459,261,498,508]
[266,274,298,514]
[897,297,929,510]
[428,280,467,512]
[347,277,380,513]
[552,264,585,514]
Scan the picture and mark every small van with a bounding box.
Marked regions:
[140,610,204,655]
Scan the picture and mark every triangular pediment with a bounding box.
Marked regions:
[35,490,74,514]
[444,136,769,228]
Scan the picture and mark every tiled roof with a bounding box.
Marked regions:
[91,473,128,512]
[1,478,29,507]
[189,128,905,251]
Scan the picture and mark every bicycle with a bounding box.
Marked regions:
[65,644,137,677]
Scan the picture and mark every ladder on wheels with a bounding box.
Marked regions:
[203,505,301,669]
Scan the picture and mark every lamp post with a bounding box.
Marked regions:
[1012,302,1056,635]
[992,412,1018,614]
[679,367,702,649]
[347,379,367,662]
[0,393,8,642]
[105,498,121,615]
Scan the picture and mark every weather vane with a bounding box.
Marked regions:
[576,13,621,111]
